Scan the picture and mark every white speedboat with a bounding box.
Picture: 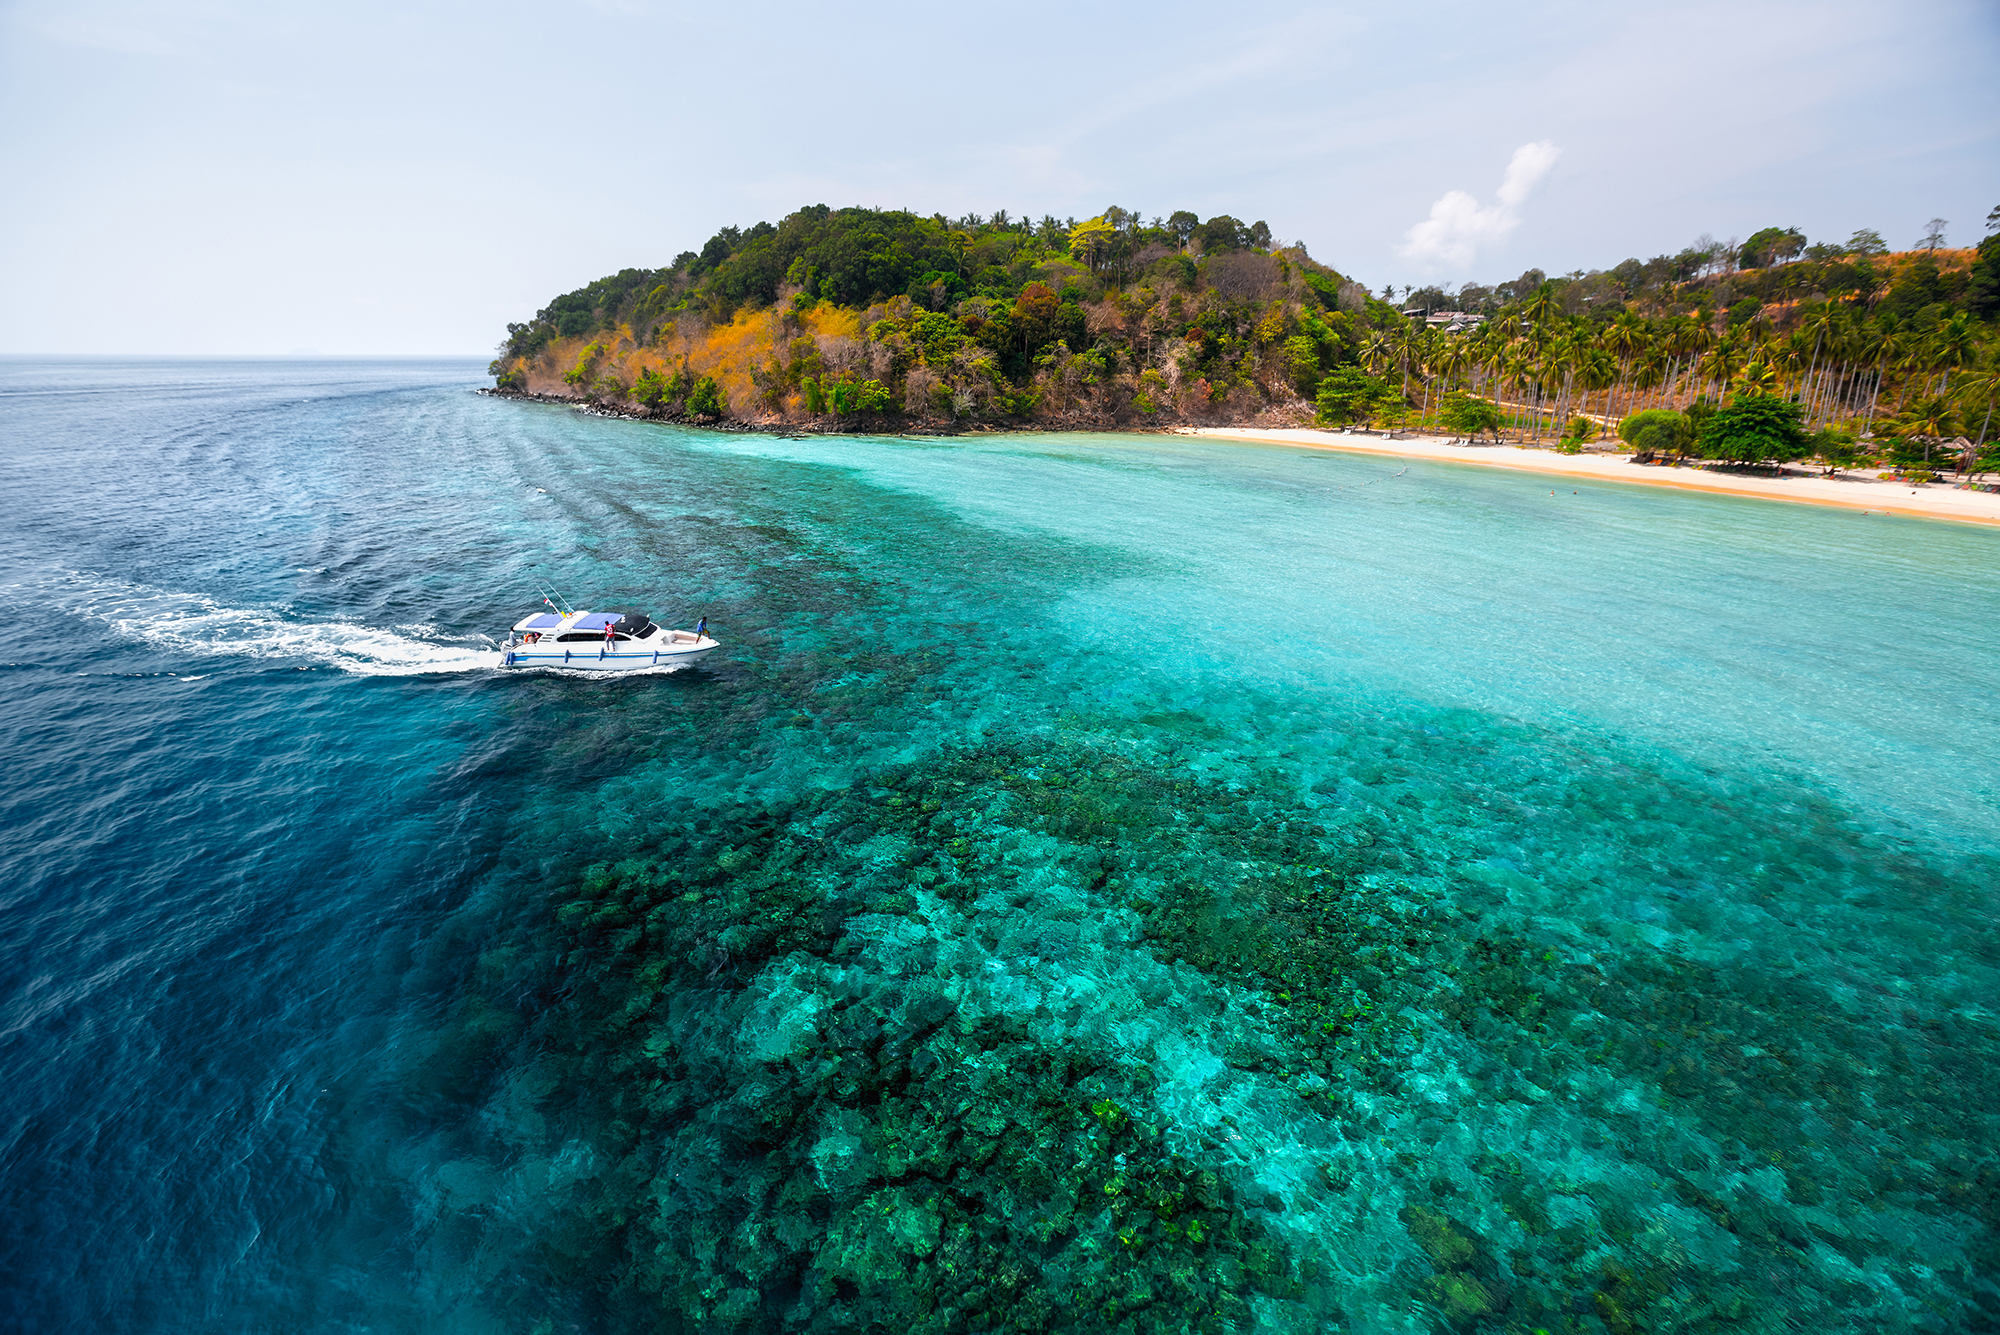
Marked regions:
[500,609,717,672]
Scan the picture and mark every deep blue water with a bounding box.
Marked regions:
[2,358,1996,1333]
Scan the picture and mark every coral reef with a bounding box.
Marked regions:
[359,449,1999,1333]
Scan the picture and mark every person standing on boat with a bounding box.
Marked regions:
[603,620,615,651]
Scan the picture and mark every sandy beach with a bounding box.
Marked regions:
[1183,427,2000,527]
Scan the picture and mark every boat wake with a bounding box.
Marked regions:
[25,573,502,676]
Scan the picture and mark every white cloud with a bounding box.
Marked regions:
[1398,141,1561,271]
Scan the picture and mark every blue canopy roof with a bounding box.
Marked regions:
[569,612,621,630]
[521,613,562,629]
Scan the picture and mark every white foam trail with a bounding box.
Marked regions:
[21,573,502,676]
[519,662,693,679]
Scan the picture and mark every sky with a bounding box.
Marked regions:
[1,0,1994,355]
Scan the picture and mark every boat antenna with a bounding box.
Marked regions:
[528,568,576,616]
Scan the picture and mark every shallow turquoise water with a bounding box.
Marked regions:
[2,360,1995,1332]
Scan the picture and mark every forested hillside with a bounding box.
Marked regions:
[488,204,2000,476]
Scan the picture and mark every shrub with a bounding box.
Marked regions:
[1555,415,1594,454]
[561,341,605,389]
[685,375,725,420]
[1619,408,1695,460]
[1618,408,1685,445]
[1810,425,1864,473]
[1440,393,1504,440]
[632,368,672,408]
[1282,336,1323,397]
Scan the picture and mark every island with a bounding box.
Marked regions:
[488,205,2000,520]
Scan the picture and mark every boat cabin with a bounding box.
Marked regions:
[508,610,659,645]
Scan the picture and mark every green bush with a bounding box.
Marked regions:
[855,379,895,414]
[1617,408,1684,445]
[822,376,896,417]
[1630,420,1677,458]
[686,375,725,420]
[632,368,671,408]
[1619,408,1695,460]
[561,341,605,390]
[1440,394,1504,439]
[1810,426,1864,472]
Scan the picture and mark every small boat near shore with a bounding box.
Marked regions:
[500,608,716,672]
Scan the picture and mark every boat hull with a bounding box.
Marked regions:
[499,641,717,672]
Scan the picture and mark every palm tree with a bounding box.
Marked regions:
[1479,329,1508,408]
[1573,340,1616,434]
[1856,320,1894,438]
[1900,395,1957,467]
[1738,358,1781,396]
[1677,318,1716,410]
[1702,336,1746,404]
[1633,346,1666,419]
[1359,329,1395,379]
[1952,348,1999,471]
[1409,326,1438,418]
[1889,330,1930,416]
[1603,311,1648,424]
[1440,333,1472,395]
[1501,345,1536,438]
[1520,282,1561,336]
[1795,304,1841,427]
[1929,312,1977,397]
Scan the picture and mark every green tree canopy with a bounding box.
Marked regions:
[1966,232,2000,320]
[1314,367,1388,426]
[1197,216,1247,254]
[1739,227,1806,269]
[1701,394,1809,466]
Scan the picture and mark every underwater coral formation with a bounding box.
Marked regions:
[398,696,1996,1333]
[364,447,1997,1333]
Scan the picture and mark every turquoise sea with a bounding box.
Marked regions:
[1,357,1996,1333]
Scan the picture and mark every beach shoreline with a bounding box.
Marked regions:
[482,391,2000,528]
[1180,427,2000,527]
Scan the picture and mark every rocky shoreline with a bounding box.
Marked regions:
[476,387,1314,438]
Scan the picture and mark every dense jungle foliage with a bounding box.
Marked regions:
[490,205,2000,479]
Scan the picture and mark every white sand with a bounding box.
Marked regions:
[1180,428,2000,528]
